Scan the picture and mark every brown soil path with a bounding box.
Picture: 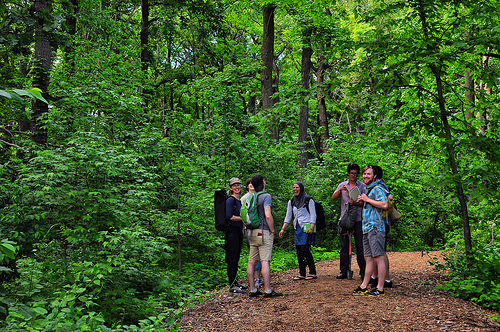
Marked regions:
[178,251,499,331]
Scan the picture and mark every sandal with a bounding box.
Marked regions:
[305,275,318,280]
[293,276,306,280]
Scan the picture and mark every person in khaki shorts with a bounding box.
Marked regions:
[246,174,283,298]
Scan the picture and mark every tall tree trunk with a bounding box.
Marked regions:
[316,7,332,153]
[240,95,247,115]
[298,27,313,171]
[464,33,474,121]
[431,64,472,255]
[162,41,174,137]
[61,0,78,131]
[316,51,329,153]
[261,4,277,141]
[195,102,199,120]
[248,95,256,115]
[272,58,280,140]
[140,0,152,105]
[477,54,490,134]
[140,0,150,71]
[62,0,78,70]
[464,69,475,120]
[31,0,53,145]
[19,61,31,132]
[418,2,472,255]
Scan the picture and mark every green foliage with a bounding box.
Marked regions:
[0,239,17,321]
[434,245,500,313]
[265,247,299,272]
[0,132,189,328]
[0,88,47,104]
[0,0,498,328]
[0,239,17,266]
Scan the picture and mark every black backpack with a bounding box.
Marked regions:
[293,197,326,231]
[314,200,326,231]
[214,190,229,231]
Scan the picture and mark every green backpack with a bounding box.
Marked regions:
[242,191,265,229]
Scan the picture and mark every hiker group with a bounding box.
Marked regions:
[333,164,398,297]
[216,165,399,298]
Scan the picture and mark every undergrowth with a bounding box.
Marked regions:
[432,244,500,319]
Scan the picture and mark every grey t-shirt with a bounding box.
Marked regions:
[257,192,272,230]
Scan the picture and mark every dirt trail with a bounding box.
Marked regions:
[178,251,499,331]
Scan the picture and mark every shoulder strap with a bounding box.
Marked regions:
[291,196,311,208]
[366,185,379,196]
[256,191,266,230]
[365,186,389,218]
[304,197,311,214]
[292,197,312,222]
[227,195,237,217]
[363,185,379,210]
[254,191,266,205]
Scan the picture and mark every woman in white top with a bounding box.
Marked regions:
[279,181,317,280]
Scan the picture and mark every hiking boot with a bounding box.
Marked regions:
[229,286,245,294]
[249,290,263,298]
[384,280,393,288]
[369,277,378,286]
[336,273,347,279]
[367,288,385,296]
[353,286,369,295]
[262,290,283,298]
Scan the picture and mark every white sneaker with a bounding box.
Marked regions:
[235,282,248,290]
[229,286,244,294]
[254,278,263,288]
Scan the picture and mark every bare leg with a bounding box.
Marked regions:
[384,253,390,280]
[360,256,374,288]
[371,253,390,278]
[247,260,257,290]
[254,269,261,281]
[261,260,271,292]
[253,261,262,281]
[374,255,386,290]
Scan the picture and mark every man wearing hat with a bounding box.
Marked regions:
[225,177,247,293]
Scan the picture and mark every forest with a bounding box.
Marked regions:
[0,0,498,330]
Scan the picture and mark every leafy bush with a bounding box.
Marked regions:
[0,239,18,320]
[434,245,500,313]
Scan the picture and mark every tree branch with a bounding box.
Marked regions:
[0,126,31,136]
[479,53,500,59]
[0,138,21,148]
